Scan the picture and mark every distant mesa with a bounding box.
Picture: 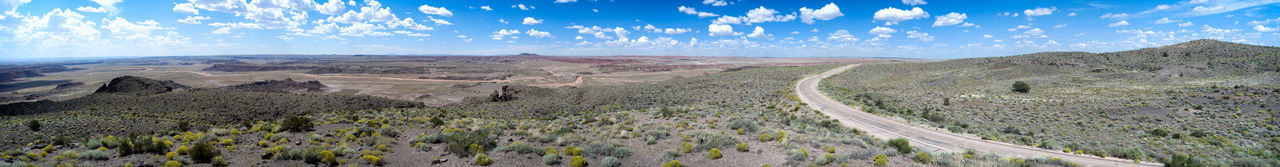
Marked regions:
[226,78,328,93]
[52,82,85,90]
[94,76,189,96]
[515,53,541,57]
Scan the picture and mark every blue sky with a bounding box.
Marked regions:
[0,0,1277,59]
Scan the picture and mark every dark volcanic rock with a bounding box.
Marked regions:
[94,76,189,96]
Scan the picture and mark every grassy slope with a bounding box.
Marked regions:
[822,39,1280,166]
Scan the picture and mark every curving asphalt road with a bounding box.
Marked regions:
[795,64,1161,167]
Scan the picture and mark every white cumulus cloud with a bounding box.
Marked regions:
[933,12,966,27]
[902,0,927,6]
[873,7,928,25]
[1099,13,1128,19]
[1108,20,1129,27]
[747,26,766,38]
[177,16,209,24]
[702,0,729,6]
[743,6,796,24]
[1255,25,1278,32]
[798,3,842,24]
[1154,17,1180,24]
[1179,22,1194,27]
[419,4,452,17]
[868,26,896,38]
[827,30,858,42]
[173,3,198,15]
[906,30,934,41]
[522,17,542,25]
[527,29,552,37]
[491,29,521,40]
[77,6,106,13]
[678,6,719,18]
[708,24,740,36]
[1023,7,1056,16]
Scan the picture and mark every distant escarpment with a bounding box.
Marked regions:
[0,64,82,83]
[224,78,328,93]
[93,76,190,96]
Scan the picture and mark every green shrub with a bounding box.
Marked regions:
[709,148,722,160]
[601,156,621,167]
[1012,81,1030,93]
[118,136,168,156]
[874,153,888,167]
[26,120,40,132]
[1149,129,1170,137]
[786,148,807,161]
[474,154,494,166]
[563,146,583,156]
[542,154,560,165]
[662,160,682,167]
[569,156,587,167]
[729,119,759,133]
[281,116,314,132]
[913,152,931,164]
[177,121,190,131]
[584,142,631,158]
[164,160,183,167]
[79,150,110,160]
[759,133,773,142]
[888,138,912,153]
[428,117,445,127]
[444,130,497,157]
[691,133,739,152]
[681,142,693,153]
[379,127,400,137]
[190,142,220,163]
[213,156,229,167]
[735,143,749,152]
[816,153,836,165]
[660,150,681,163]
[319,150,337,166]
[470,144,485,155]
[508,142,541,155]
[362,155,382,165]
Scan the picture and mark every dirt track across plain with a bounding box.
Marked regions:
[795,64,1161,167]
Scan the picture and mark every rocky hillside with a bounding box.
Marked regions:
[93,76,190,96]
[823,39,1280,166]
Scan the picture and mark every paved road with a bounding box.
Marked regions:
[795,64,1161,167]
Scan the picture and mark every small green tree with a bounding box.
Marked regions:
[190,142,220,163]
[26,120,40,132]
[281,116,313,132]
[888,138,912,153]
[1012,81,1031,93]
[1166,153,1203,167]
